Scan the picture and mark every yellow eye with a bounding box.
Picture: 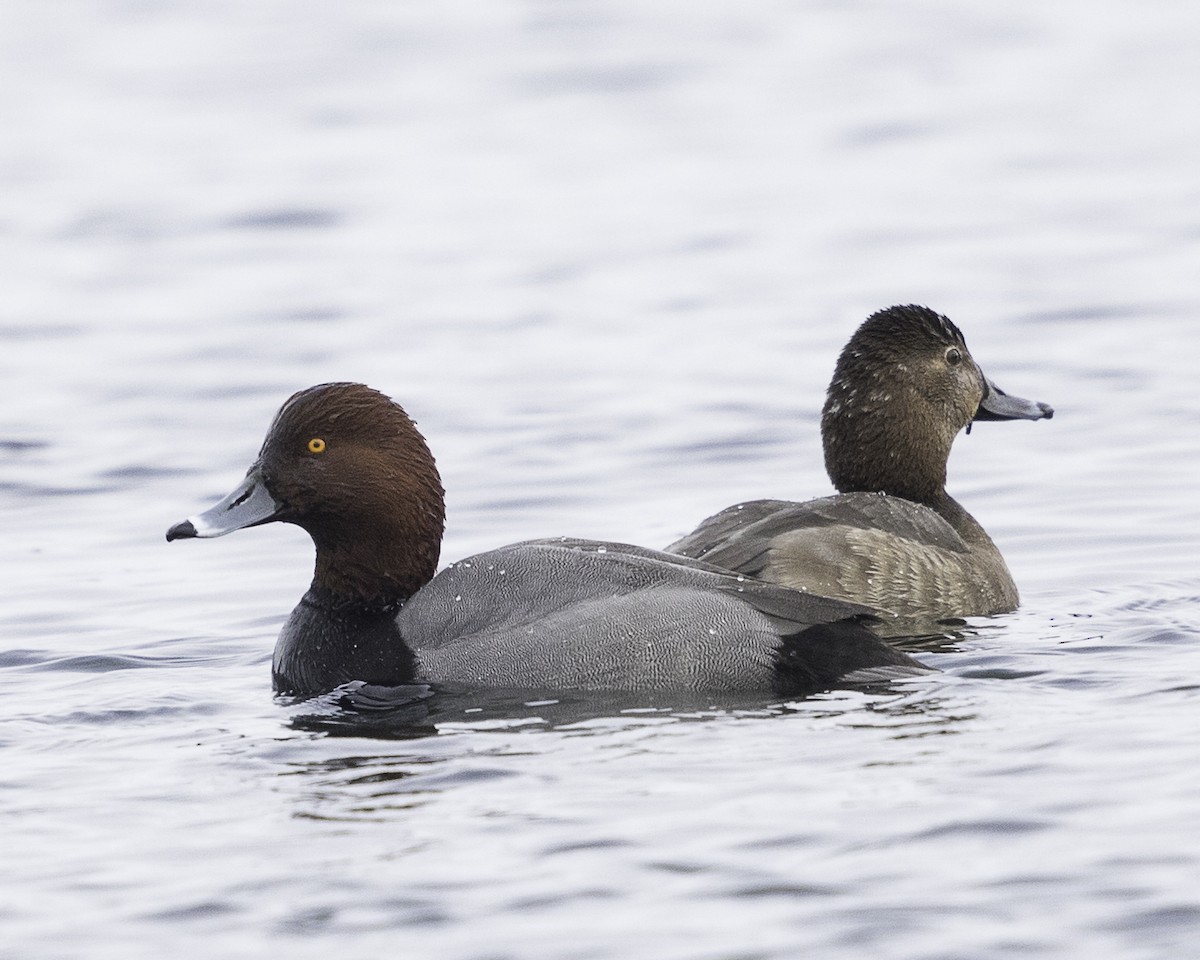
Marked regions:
[307,437,326,454]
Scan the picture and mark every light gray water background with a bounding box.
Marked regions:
[3,2,1200,958]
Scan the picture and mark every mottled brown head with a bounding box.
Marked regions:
[821,305,990,503]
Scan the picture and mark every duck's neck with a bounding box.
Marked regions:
[310,532,439,608]
[822,399,964,511]
[304,474,446,607]
[824,430,953,508]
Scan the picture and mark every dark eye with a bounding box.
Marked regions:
[945,347,963,366]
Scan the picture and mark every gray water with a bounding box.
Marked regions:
[3,1,1200,957]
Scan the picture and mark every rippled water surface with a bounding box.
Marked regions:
[3,2,1200,958]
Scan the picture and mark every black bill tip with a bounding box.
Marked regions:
[166,520,197,542]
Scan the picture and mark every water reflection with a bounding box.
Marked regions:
[283,672,982,743]
[286,681,808,739]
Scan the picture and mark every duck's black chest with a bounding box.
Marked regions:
[272,589,416,696]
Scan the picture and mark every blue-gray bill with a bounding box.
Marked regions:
[974,376,1054,422]
[165,465,282,541]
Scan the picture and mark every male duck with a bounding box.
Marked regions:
[167,383,929,697]
[667,305,1053,628]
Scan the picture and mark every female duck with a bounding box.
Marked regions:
[668,305,1053,628]
[167,383,927,697]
